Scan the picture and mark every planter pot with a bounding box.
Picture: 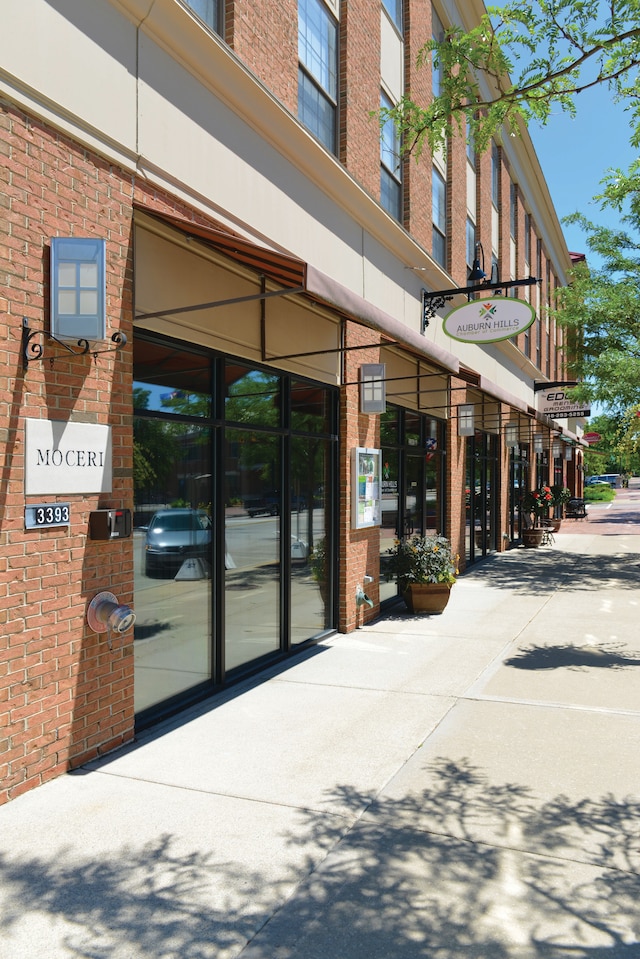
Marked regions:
[549,518,562,532]
[522,528,545,548]
[402,582,452,614]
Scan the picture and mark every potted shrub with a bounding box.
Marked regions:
[391,533,459,614]
[520,485,554,546]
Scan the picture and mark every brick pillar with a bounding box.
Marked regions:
[339,321,382,631]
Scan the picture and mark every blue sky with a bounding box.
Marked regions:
[529,83,637,260]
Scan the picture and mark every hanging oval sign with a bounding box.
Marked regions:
[443,297,536,344]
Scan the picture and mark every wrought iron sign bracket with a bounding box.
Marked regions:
[421,276,540,333]
[22,316,127,368]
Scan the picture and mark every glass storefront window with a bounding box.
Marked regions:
[290,436,333,639]
[379,405,445,604]
[133,335,338,719]
[133,418,212,715]
[225,430,281,670]
[380,449,399,602]
[465,432,499,562]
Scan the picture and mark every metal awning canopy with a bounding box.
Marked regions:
[134,204,307,295]
[131,203,459,376]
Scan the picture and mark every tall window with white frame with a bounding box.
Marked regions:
[432,168,447,269]
[380,92,402,220]
[466,217,476,273]
[491,142,500,209]
[183,0,221,34]
[524,212,531,358]
[382,0,402,30]
[432,8,445,96]
[298,0,338,153]
[536,238,543,369]
[509,181,518,297]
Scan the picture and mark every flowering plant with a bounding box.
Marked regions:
[391,534,459,592]
[521,484,554,527]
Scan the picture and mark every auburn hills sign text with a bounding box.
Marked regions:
[443,297,536,344]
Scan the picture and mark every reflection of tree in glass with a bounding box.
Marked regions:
[225,369,279,427]
[134,388,203,503]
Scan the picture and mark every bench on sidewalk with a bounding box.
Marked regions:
[566,497,587,519]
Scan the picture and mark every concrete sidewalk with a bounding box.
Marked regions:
[2,530,640,958]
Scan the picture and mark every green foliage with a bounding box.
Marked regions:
[391,534,459,591]
[582,410,640,475]
[554,220,640,412]
[550,484,571,508]
[379,1,640,160]
[374,1,640,413]
[310,538,327,582]
[584,485,615,502]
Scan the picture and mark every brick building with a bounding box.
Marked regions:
[1,0,585,804]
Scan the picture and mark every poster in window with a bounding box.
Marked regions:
[352,448,381,529]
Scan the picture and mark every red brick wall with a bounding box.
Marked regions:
[339,0,381,196]
[226,0,298,112]
[0,100,136,804]
[403,0,433,247]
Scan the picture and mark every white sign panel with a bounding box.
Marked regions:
[443,297,536,344]
[352,448,381,529]
[25,418,112,495]
[536,390,590,419]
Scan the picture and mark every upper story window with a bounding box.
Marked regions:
[298,0,338,153]
[466,119,476,167]
[380,91,402,221]
[466,218,476,272]
[432,167,447,268]
[432,8,445,97]
[491,142,500,208]
[524,212,531,266]
[510,182,517,239]
[183,0,221,34]
[382,0,402,31]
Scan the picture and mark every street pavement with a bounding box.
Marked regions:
[1,492,640,958]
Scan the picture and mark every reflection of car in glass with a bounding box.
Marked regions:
[144,508,211,575]
[244,491,307,517]
[244,493,280,517]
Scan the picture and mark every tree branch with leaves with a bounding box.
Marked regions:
[383,0,640,158]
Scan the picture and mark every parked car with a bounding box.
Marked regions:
[586,474,619,487]
[143,508,211,576]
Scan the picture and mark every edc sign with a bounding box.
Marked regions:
[537,390,591,418]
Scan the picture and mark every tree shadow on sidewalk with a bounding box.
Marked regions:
[2,760,640,958]
[270,758,640,959]
[505,642,640,671]
[465,549,640,596]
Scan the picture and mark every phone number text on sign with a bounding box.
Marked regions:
[25,503,71,529]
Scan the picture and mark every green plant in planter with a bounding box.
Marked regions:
[391,534,458,593]
[550,485,571,513]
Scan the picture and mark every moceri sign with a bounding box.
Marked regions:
[25,418,112,495]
